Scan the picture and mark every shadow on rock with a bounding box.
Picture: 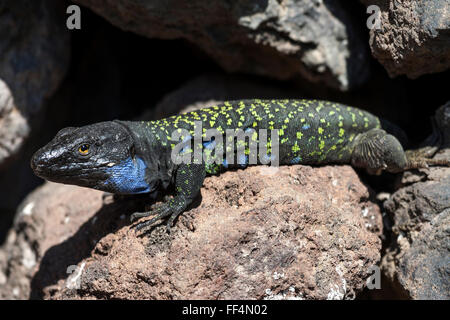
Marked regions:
[29,198,142,299]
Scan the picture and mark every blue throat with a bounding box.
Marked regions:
[105,156,151,194]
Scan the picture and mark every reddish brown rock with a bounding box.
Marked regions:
[0,183,106,299]
[0,164,382,300]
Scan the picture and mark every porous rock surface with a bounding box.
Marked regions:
[360,0,450,78]
[381,103,450,299]
[0,165,382,299]
[74,0,370,90]
[382,163,450,299]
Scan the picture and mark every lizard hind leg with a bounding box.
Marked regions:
[403,116,450,169]
[351,128,408,174]
[404,149,450,170]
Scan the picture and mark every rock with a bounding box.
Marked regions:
[0,0,70,167]
[0,165,382,299]
[360,0,450,78]
[381,102,450,299]
[382,166,450,299]
[74,0,370,90]
[0,183,106,299]
[0,79,28,168]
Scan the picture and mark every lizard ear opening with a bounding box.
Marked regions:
[130,144,136,160]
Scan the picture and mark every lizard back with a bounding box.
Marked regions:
[142,99,381,173]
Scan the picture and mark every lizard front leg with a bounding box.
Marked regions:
[130,163,206,232]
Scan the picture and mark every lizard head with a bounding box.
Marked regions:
[31,121,153,194]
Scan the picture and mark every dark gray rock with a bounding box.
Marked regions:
[382,102,450,300]
[361,0,450,78]
[74,0,370,90]
[0,0,70,167]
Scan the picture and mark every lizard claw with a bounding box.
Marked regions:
[130,211,150,223]
[132,204,173,232]
[165,222,172,234]
[130,197,187,234]
[130,202,166,223]
[134,215,162,231]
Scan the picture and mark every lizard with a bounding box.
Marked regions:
[30,99,448,232]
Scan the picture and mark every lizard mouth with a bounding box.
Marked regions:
[31,148,102,181]
[31,147,116,193]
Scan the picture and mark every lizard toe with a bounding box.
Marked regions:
[133,205,173,231]
[130,211,152,223]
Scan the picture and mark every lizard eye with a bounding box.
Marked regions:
[78,144,90,155]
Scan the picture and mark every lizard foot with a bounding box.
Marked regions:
[131,198,186,233]
[130,202,165,222]
[406,156,450,170]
